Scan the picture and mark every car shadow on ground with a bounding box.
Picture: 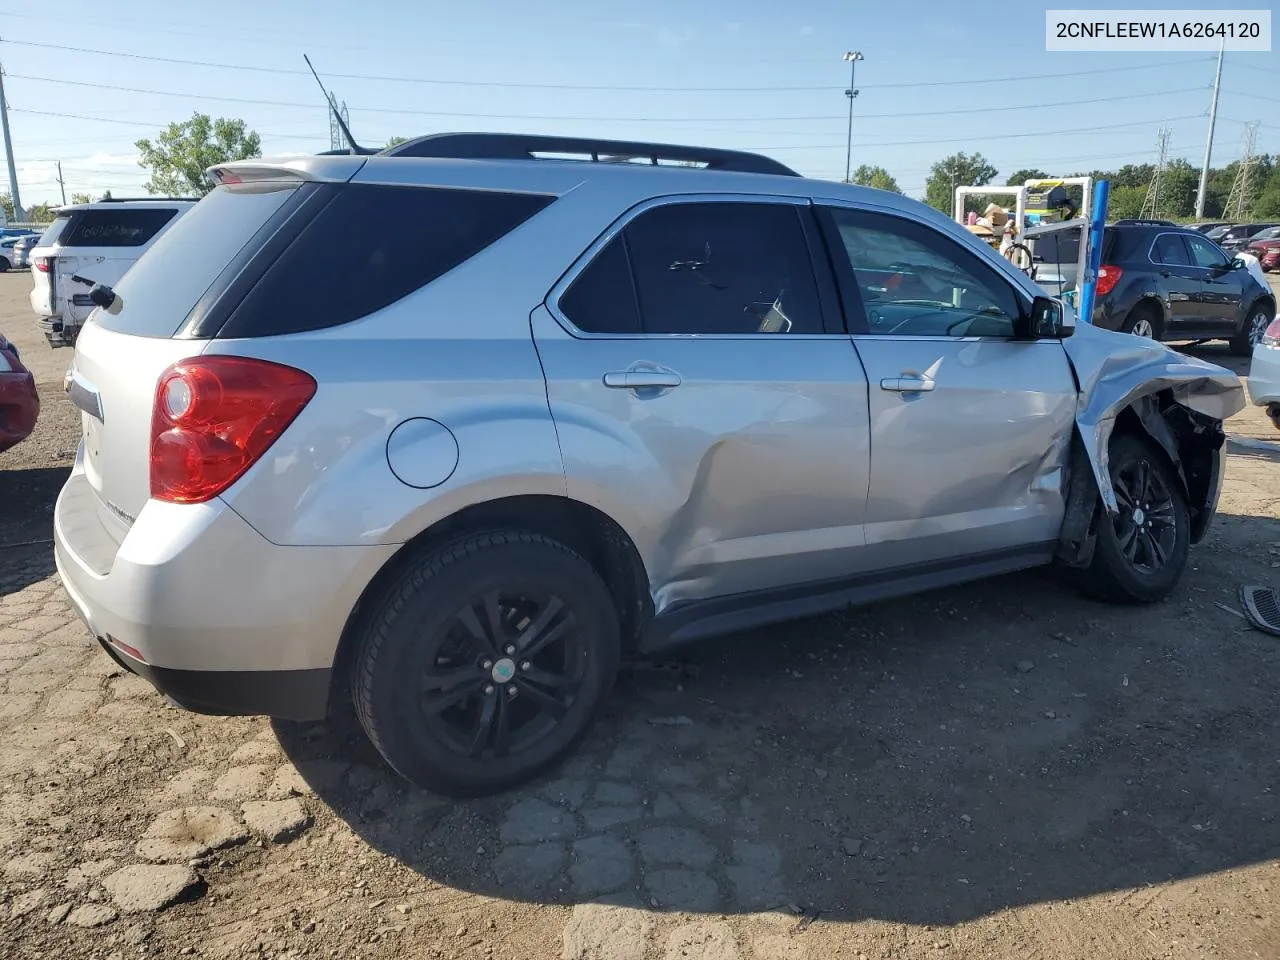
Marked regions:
[0,466,63,596]
[274,519,1280,926]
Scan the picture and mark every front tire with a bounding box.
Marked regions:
[353,531,620,797]
[1083,435,1190,604]
[1230,303,1273,357]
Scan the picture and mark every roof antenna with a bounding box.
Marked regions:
[303,54,367,155]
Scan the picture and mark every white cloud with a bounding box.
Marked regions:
[656,27,697,49]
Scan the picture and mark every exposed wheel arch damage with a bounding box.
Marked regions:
[1055,325,1245,566]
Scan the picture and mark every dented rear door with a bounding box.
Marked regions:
[534,195,871,613]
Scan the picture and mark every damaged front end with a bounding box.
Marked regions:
[1055,325,1245,567]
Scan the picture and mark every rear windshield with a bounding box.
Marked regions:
[37,216,70,248]
[94,183,300,338]
[1032,231,1080,265]
[58,208,178,247]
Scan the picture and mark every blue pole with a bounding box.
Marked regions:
[1077,179,1110,326]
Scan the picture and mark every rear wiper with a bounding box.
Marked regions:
[70,274,117,309]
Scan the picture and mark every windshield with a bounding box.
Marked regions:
[93,182,300,339]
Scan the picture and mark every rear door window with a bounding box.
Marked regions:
[221,184,553,338]
[58,208,177,247]
[1150,233,1191,266]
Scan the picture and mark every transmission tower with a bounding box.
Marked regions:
[327,92,350,152]
[1141,127,1171,219]
[1224,122,1260,221]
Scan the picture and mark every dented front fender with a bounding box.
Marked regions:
[1057,324,1244,559]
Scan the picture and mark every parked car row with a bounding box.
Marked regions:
[1205,221,1280,256]
[49,133,1245,796]
[1024,218,1275,353]
[0,331,39,454]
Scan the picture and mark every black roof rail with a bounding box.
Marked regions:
[378,132,800,176]
[316,146,378,156]
[1114,218,1177,227]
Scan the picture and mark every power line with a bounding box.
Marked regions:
[2,72,1209,124]
[748,115,1205,151]
[0,38,1213,93]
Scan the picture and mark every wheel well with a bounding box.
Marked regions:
[1127,297,1163,324]
[1247,293,1276,319]
[329,496,653,704]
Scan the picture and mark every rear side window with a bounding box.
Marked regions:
[58,208,177,247]
[222,184,553,338]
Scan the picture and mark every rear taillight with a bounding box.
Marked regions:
[149,356,316,504]
[34,257,49,273]
[1262,316,1280,348]
[1095,264,1122,297]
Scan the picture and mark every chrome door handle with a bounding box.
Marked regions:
[603,370,682,390]
[880,375,935,393]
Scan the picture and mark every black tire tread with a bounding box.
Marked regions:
[1120,302,1162,340]
[1081,434,1189,605]
[352,529,615,796]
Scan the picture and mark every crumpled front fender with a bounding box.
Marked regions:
[1056,323,1245,562]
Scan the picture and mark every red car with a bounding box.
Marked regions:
[0,333,39,453]
[1246,226,1280,271]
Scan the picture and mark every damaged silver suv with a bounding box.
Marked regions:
[53,134,1245,796]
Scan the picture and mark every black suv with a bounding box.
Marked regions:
[1092,219,1276,355]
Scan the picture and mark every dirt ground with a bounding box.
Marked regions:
[1,268,1279,960]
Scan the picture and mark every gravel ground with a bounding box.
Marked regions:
[1,270,1279,960]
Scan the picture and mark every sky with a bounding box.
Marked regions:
[1,0,1277,207]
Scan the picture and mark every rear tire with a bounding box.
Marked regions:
[0,257,10,273]
[353,530,620,797]
[1120,303,1162,341]
[1082,434,1190,604]
[1230,302,1273,357]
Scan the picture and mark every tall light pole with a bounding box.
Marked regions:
[843,50,863,184]
[1195,37,1225,219]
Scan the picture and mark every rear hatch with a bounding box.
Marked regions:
[52,206,183,328]
[68,182,306,544]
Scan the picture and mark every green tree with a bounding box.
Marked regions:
[924,152,998,212]
[26,202,53,223]
[1159,159,1199,219]
[0,193,14,221]
[849,164,901,193]
[69,192,94,205]
[386,135,408,148]
[1257,168,1280,218]
[1006,168,1048,187]
[1107,184,1147,220]
[135,113,261,197]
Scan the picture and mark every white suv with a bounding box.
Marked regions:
[30,198,195,347]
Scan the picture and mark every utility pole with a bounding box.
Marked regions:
[0,51,23,222]
[1195,38,1225,219]
[55,161,66,206]
[842,50,863,183]
[1141,128,1171,219]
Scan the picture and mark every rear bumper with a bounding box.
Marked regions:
[54,461,397,721]
[93,635,330,719]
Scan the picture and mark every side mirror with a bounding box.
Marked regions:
[1231,257,1247,271]
[1027,295,1072,339]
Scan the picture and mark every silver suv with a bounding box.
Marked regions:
[53,134,1244,796]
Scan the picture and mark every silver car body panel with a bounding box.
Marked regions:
[52,153,1244,691]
